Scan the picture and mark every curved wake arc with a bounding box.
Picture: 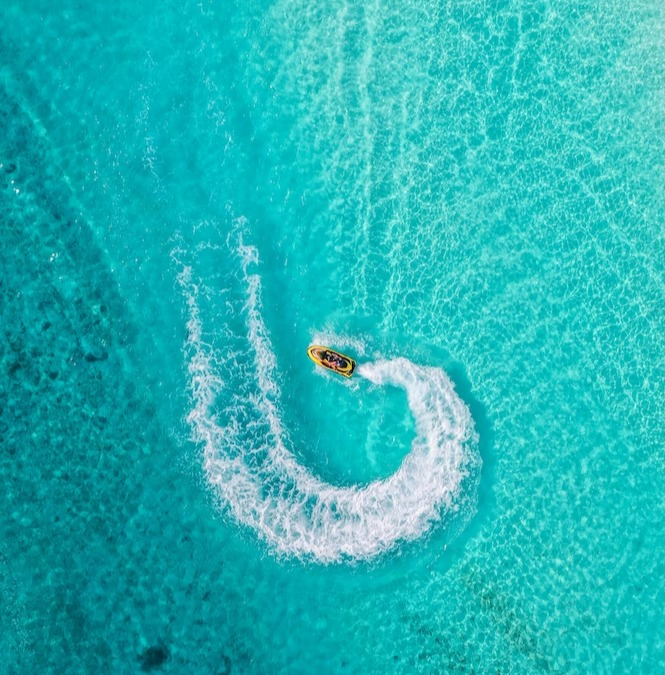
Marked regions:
[180,239,481,563]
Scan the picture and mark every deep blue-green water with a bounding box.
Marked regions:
[2,0,665,672]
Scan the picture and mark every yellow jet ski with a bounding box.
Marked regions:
[307,345,357,378]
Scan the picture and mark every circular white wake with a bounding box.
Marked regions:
[180,241,481,563]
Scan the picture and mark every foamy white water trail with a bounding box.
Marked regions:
[180,238,481,563]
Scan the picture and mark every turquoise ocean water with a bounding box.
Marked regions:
[2,0,665,672]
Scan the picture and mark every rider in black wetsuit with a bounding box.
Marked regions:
[324,351,346,369]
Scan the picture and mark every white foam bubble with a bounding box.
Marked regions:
[180,238,481,563]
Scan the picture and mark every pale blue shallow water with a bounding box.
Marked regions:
[2,0,665,672]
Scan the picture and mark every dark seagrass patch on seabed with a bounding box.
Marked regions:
[138,643,170,671]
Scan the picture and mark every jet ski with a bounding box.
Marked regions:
[307,345,357,378]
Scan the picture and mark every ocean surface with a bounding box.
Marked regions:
[2,0,665,672]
